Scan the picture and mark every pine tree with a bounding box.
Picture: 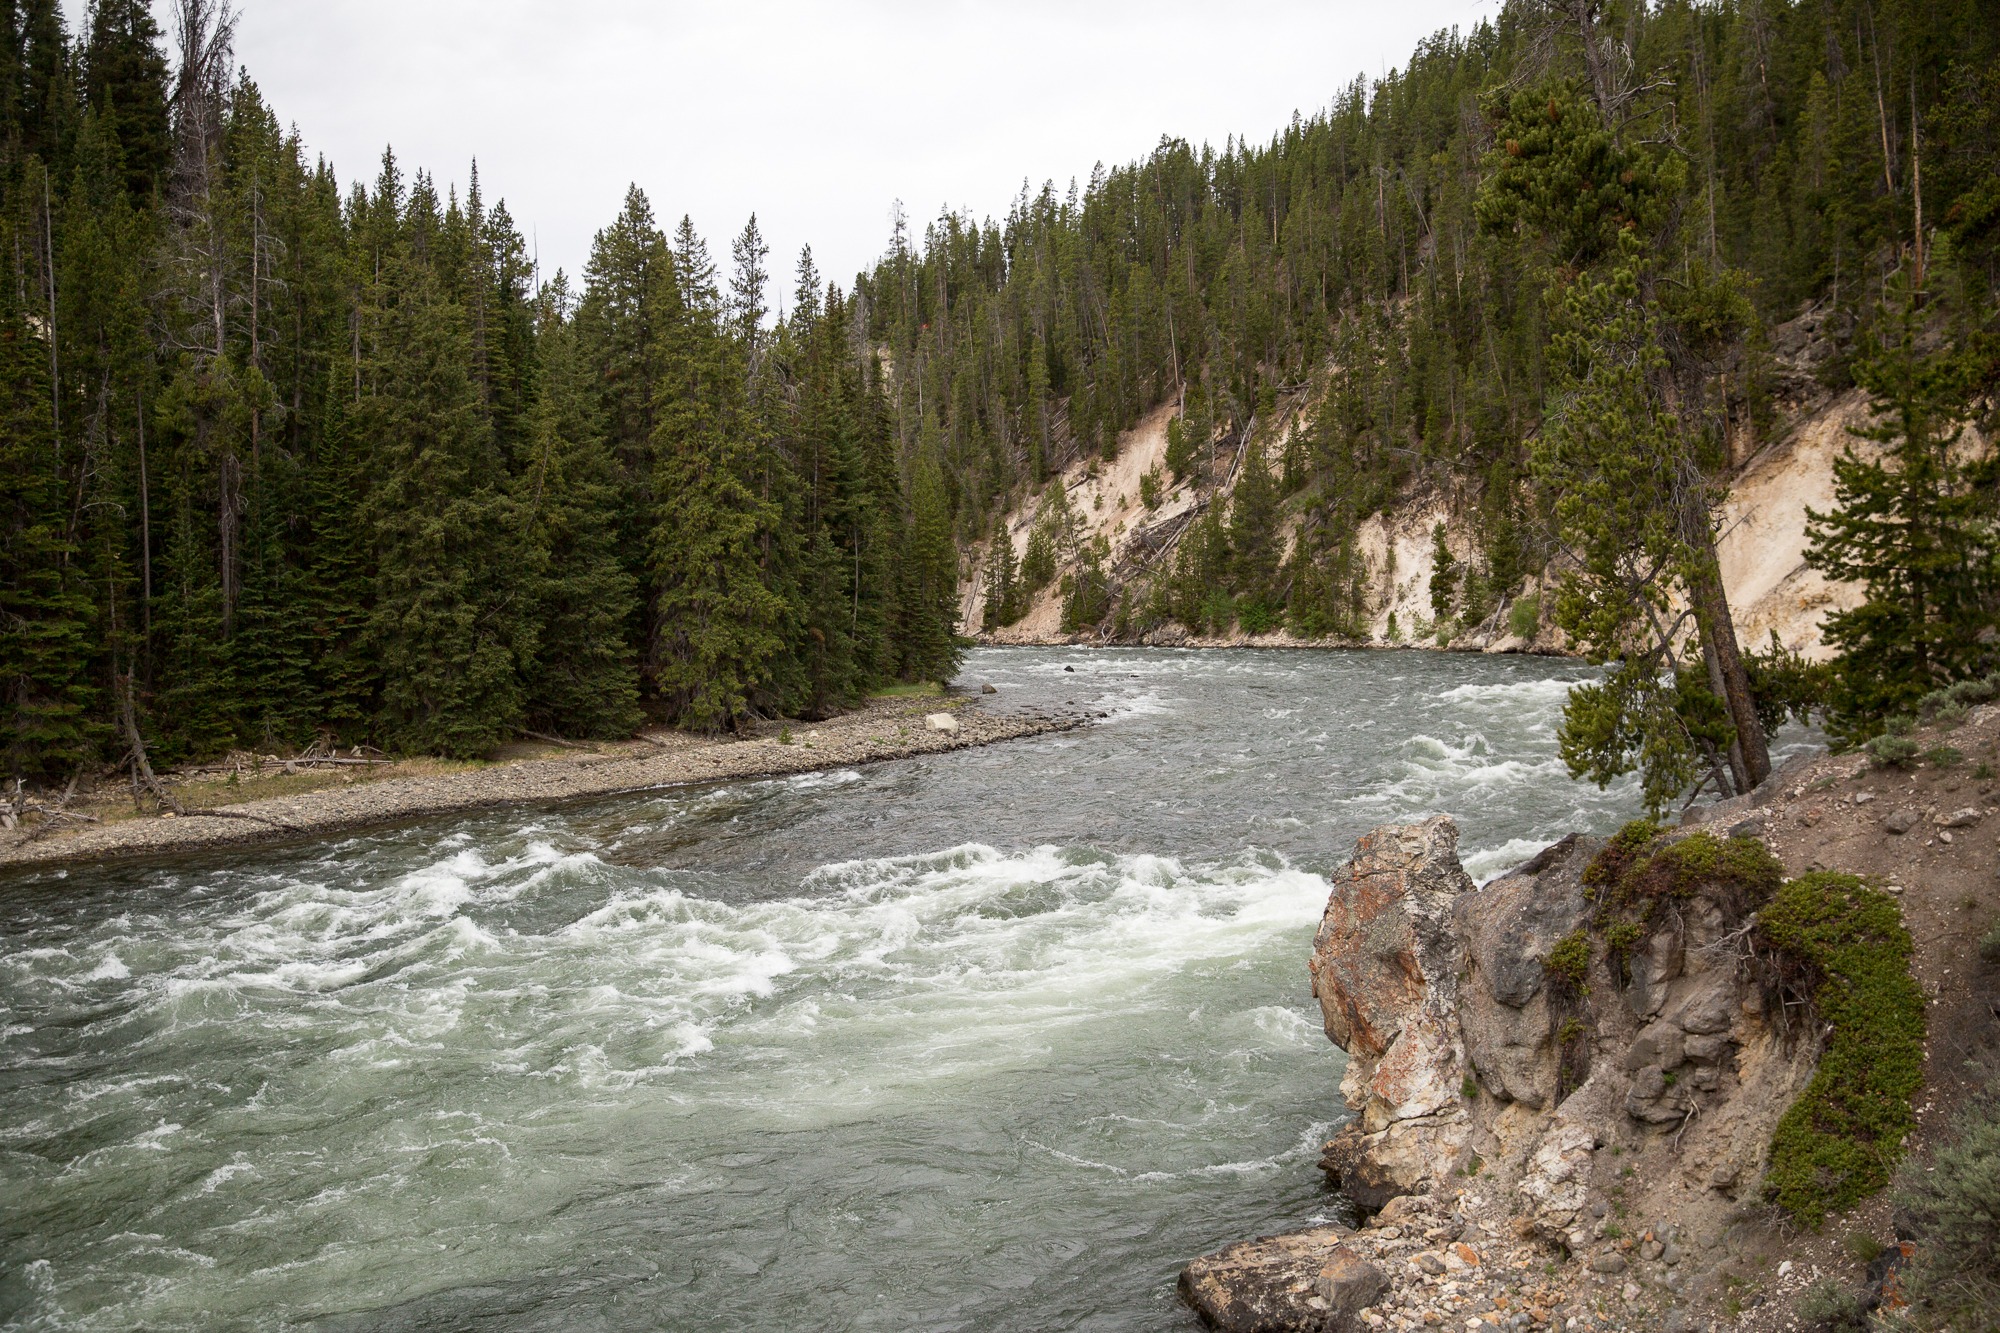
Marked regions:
[650,229,788,731]
[983,520,1019,628]
[361,259,529,756]
[898,451,961,681]
[300,389,376,738]
[0,277,96,783]
[1228,436,1281,619]
[150,474,236,761]
[1429,522,1458,620]
[1806,285,1998,739]
[518,275,641,738]
[81,0,169,202]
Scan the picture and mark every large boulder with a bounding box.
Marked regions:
[1179,1228,1388,1333]
[1307,816,1476,1198]
[1455,834,1593,1109]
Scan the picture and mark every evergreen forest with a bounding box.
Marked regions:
[4,0,1999,807]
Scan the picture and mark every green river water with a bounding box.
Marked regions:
[4,646,1799,1332]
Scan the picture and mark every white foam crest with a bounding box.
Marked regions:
[84,953,130,981]
[1462,837,1560,884]
[1436,677,1579,706]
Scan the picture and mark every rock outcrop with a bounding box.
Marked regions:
[1306,816,1476,1208]
[1183,815,1826,1333]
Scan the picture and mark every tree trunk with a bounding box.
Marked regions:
[1684,515,1771,788]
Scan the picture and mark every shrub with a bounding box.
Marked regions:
[1796,1279,1871,1331]
[1508,594,1540,640]
[1586,824,1785,931]
[1544,930,1592,996]
[1758,873,1927,1227]
[1924,745,1964,768]
[1864,733,1922,768]
[1892,1084,2000,1330]
[1139,467,1163,510]
[1979,919,2000,968]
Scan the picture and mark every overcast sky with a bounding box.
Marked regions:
[99,1,1496,305]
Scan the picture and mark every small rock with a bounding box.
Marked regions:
[1375,1226,1403,1241]
[1622,1282,1641,1301]
[1941,830,1955,845]
[1377,1195,1429,1227]
[1063,665,1075,672]
[1451,1242,1482,1267]
[980,683,998,694]
[1660,1242,1683,1266]
[1940,807,1983,827]
[1589,1254,1628,1274]
[924,713,960,735]
[1639,1239,1664,1262]
[1854,791,1877,805]
[1885,808,1919,834]
[1416,1251,1449,1275]
[1777,1259,1793,1278]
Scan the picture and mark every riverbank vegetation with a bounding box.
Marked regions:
[1,0,962,782]
[3,0,1998,810]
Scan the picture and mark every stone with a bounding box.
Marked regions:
[1589,1254,1628,1274]
[1939,807,1982,828]
[1680,1033,1730,1064]
[1673,989,1734,1035]
[1180,1227,1385,1333]
[1623,1025,1685,1072]
[1621,1283,1642,1302]
[1450,1242,1481,1267]
[1517,1122,1596,1238]
[1853,791,1876,805]
[1639,1239,1664,1262]
[924,712,960,735]
[1884,809,1919,834]
[1377,1195,1429,1227]
[1623,931,1683,1020]
[1660,1242,1683,1266]
[980,683,998,694]
[1416,1251,1448,1275]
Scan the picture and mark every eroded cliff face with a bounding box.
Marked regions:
[1184,817,1820,1333]
[956,305,1987,658]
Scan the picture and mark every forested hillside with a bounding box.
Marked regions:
[0,0,959,781]
[855,0,1999,807]
[4,0,1998,807]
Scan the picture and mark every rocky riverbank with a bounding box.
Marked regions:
[0,693,1091,871]
[1182,704,2000,1333]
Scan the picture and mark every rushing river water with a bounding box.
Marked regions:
[3,647,1718,1332]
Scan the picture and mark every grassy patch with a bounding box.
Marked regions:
[1757,873,1926,1227]
[871,681,944,699]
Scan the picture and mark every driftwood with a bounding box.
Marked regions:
[525,730,592,751]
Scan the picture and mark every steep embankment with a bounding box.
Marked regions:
[962,306,1905,661]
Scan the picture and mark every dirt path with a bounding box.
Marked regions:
[1,695,1090,872]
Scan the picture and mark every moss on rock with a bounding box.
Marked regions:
[1756,872,1927,1227]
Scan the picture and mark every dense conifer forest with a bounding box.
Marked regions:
[3,0,1998,801]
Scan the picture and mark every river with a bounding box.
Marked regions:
[2,647,1711,1332]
